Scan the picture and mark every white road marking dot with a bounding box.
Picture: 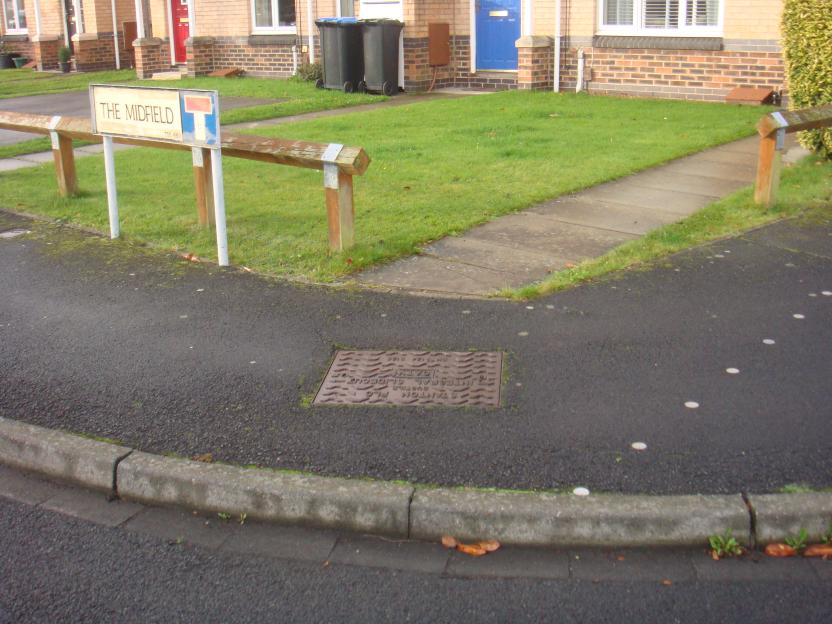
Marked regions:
[685,401,700,409]
[518,331,529,337]
[714,254,725,258]
[380,313,387,318]
[726,368,740,375]
[631,442,647,451]
[809,293,817,297]
[573,487,590,496]
[526,306,534,310]
[461,310,471,315]
[724,250,731,254]
[249,361,256,364]
[196,288,204,292]
[793,314,805,319]
[179,315,188,319]
[128,273,136,276]
[515,382,522,387]
[546,305,554,309]
[822,291,832,296]
[763,339,775,345]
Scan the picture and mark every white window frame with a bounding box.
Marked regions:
[597,0,723,37]
[3,0,28,34]
[251,0,297,34]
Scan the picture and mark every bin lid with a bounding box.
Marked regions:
[359,19,404,25]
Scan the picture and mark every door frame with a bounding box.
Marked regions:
[469,0,529,73]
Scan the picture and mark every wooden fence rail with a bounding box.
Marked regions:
[0,111,371,252]
[754,104,832,208]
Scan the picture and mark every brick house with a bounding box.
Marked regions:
[1,0,137,70]
[3,1,785,102]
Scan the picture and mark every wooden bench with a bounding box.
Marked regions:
[0,111,370,252]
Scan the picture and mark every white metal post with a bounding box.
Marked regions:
[134,0,146,38]
[307,0,315,63]
[103,135,120,239]
[210,147,229,266]
[110,0,121,69]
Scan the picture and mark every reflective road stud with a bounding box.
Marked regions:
[103,135,119,239]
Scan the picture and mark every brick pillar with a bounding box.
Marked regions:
[72,33,118,71]
[516,35,553,91]
[133,37,165,79]
[186,37,215,77]
[32,36,60,71]
[403,38,431,92]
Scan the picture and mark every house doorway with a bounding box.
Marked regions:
[475,0,521,70]
[171,0,190,64]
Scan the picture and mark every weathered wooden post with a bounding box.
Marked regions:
[754,126,784,209]
[48,116,78,197]
[322,143,355,252]
[192,147,215,227]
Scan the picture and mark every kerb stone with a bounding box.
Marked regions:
[749,493,832,544]
[0,417,130,492]
[117,451,413,537]
[410,488,750,547]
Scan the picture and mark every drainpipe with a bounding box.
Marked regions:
[553,0,561,92]
[187,0,196,37]
[33,0,42,38]
[307,0,315,63]
[576,48,584,92]
[110,0,121,69]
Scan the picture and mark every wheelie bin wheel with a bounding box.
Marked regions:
[343,81,354,93]
[357,81,367,93]
[315,78,324,89]
[382,81,396,96]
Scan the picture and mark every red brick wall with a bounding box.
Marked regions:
[212,37,300,77]
[73,33,134,72]
[404,36,517,92]
[518,45,553,91]
[567,47,785,101]
[134,38,170,78]
[34,38,60,71]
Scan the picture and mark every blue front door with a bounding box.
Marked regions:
[476,0,521,70]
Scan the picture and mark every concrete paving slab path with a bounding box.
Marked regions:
[358,136,810,297]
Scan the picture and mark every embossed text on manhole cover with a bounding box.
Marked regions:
[314,350,503,407]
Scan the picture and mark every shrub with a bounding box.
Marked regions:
[58,46,72,63]
[295,61,322,82]
[782,0,832,157]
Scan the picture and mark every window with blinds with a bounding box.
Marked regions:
[601,0,721,33]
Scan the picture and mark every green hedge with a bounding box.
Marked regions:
[782,0,832,157]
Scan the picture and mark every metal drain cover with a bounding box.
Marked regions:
[314,350,503,407]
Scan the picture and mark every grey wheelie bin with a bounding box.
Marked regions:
[315,17,364,93]
[359,19,404,96]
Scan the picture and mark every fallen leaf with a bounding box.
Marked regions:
[456,543,487,557]
[765,543,797,558]
[478,540,501,553]
[616,555,626,562]
[565,263,576,269]
[660,579,673,586]
[804,544,832,558]
[192,452,213,463]
[710,550,720,561]
[441,535,458,549]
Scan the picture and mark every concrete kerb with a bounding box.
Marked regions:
[1,416,830,547]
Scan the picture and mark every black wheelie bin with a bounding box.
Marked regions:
[315,17,364,93]
[359,19,404,96]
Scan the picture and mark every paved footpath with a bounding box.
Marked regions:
[1,208,830,497]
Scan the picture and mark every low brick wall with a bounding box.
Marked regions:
[565,45,785,101]
[73,32,134,72]
[134,38,171,79]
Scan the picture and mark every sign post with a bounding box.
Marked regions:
[89,85,227,265]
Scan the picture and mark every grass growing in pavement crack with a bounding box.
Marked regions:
[507,154,832,300]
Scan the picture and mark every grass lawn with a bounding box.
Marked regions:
[0,91,772,281]
[510,153,832,299]
[0,68,385,125]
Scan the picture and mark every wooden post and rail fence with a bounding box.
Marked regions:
[0,111,370,254]
[755,103,832,208]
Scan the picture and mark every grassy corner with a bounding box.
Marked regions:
[507,154,832,300]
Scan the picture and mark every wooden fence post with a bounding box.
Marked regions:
[754,129,783,209]
[322,143,355,252]
[192,147,215,227]
[49,120,78,197]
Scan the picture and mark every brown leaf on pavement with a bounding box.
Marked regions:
[441,535,458,549]
[192,453,214,463]
[803,544,832,558]
[765,543,797,557]
[660,579,673,586]
[477,540,501,553]
[456,543,487,557]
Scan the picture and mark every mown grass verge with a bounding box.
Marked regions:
[507,154,832,300]
[0,91,771,281]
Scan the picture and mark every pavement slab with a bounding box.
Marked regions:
[40,488,143,527]
[329,535,451,574]
[123,507,237,549]
[445,547,570,580]
[528,197,682,235]
[576,181,715,215]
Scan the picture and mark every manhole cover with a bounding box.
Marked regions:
[0,229,29,239]
[314,350,503,407]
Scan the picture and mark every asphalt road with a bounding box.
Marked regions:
[1,486,830,624]
[1,210,831,494]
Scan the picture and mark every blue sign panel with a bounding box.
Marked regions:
[180,90,221,148]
